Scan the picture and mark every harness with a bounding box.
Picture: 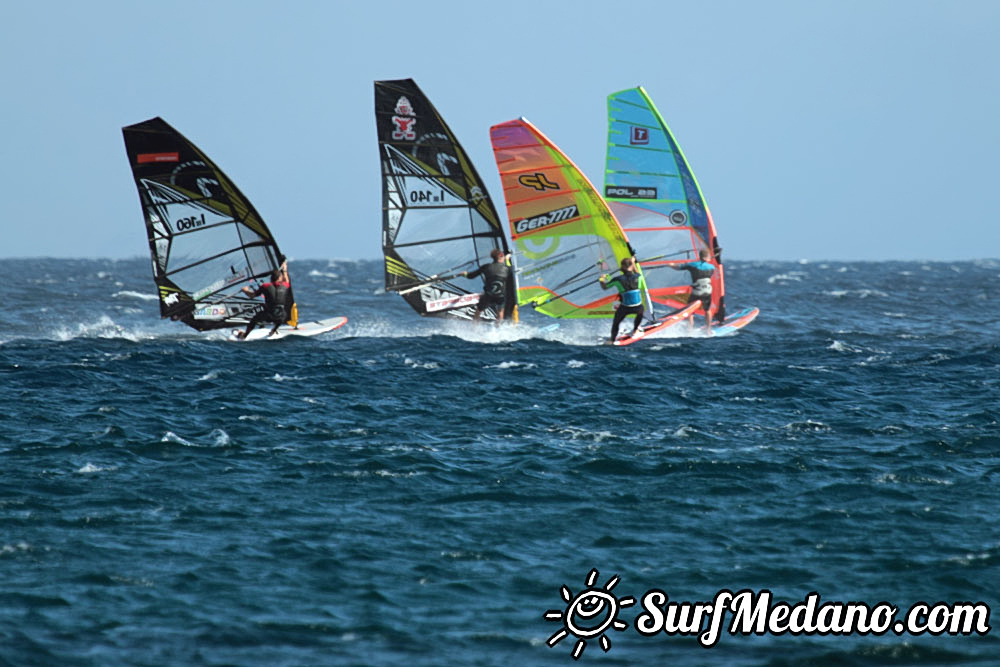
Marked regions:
[618,271,642,307]
[481,263,509,299]
[687,261,715,296]
[263,282,289,322]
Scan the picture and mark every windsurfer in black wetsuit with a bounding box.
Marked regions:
[235,260,292,339]
[671,248,715,331]
[462,248,511,323]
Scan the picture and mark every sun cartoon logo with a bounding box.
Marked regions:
[544,569,635,660]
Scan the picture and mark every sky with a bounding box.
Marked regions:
[2,0,998,262]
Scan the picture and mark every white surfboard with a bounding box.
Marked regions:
[231,316,348,342]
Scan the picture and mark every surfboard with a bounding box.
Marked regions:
[231,316,348,342]
[708,307,759,337]
[611,302,700,346]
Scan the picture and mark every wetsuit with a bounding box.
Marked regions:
[466,261,509,314]
[246,279,291,331]
[605,271,646,340]
[673,260,715,315]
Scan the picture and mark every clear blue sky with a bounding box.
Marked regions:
[2,0,997,261]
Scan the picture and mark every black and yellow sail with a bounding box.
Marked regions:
[122,117,295,331]
[375,79,515,320]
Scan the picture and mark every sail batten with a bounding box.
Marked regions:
[122,117,290,332]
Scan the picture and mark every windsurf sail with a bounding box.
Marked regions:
[605,87,726,321]
[375,79,514,320]
[122,117,294,331]
[490,118,636,319]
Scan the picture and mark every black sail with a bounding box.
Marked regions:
[375,79,515,320]
[122,117,289,331]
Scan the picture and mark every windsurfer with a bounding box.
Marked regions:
[235,260,292,339]
[599,257,646,343]
[462,248,511,323]
[671,248,715,329]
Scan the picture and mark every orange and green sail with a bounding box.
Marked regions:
[605,86,725,319]
[490,118,636,319]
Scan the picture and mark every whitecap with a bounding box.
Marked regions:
[161,431,196,446]
[112,290,157,301]
[768,271,807,284]
[77,463,115,473]
[486,361,537,370]
[828,340,863,353]
[308,269,340,279]
[209,429,231,446]
[823,289,888,299]
[404,358,440,369]
[784,420,830,432]
[567,360,586,368]
[0,541,31,555]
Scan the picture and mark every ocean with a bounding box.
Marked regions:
[1,257,997,665]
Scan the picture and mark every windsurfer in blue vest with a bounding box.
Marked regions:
[235,260,292,339]
[462,248,511,323]
[599,256,647,343]
[671,248,715,330]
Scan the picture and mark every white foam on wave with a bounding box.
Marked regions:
[76,463,117,473]
[0,541,32,555]
[44,315,179,343]
[271,373,304,381]
[567,360,586,368]
[112,290,158,301]
[828,339,859,353]
[161,431,196,446]
[209,429,231,446]
[768,271,807,284]
[824,289,888,299]
[783,420,830,432]
[404,357,440,369]
[555,425,616,443]
[339,313,608,346]
[308,269,340,279]
[485,360,537,370]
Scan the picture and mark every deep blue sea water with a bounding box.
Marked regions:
[1,257,998,666]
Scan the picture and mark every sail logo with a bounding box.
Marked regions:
[605,186,657,199]
[630,127,650,145]
[544,569,635,660]
[392,96,417,141]
[514,204,578,233]
[518,173,560,191]
[137,152,179,164]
